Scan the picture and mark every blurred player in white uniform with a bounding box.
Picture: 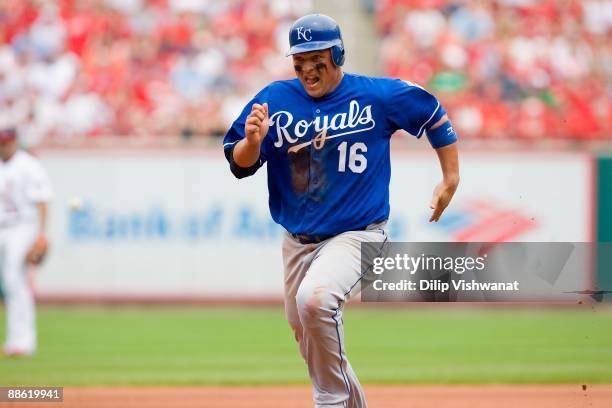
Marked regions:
[0,127,52,357]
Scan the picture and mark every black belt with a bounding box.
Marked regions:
[290,222,382,245]
[290,232,336,245]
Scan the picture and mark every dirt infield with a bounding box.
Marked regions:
[2,385,612,408]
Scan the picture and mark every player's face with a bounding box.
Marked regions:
[0,139,17,161]
[293,49,342,98]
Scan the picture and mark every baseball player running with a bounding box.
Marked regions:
[223,14,459,407]
[0,127,52,357]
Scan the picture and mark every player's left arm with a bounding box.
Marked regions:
[427,115,459,222]
[36,201,48,237]
[25,160,52,265]
[26,201,49,265]
[383,79,459,221]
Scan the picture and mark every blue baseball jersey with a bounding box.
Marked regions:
[223,73,455,236]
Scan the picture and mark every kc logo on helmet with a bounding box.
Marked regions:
[296,27,312,41]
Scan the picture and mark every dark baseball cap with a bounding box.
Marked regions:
[0,127,17,142]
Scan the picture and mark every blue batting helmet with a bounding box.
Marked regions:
[287,14,345,67]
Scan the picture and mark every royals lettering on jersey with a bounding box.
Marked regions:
[270,100,375,150]
[223,73,454,236]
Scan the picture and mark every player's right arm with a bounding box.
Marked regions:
[232,103,269,168]
[223,87,271,179]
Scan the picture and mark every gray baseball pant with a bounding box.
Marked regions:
[282,222,387,408]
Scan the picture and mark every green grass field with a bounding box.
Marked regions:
[1,306,611,386]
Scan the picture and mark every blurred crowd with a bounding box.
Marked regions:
[0,0,310,145]
[0,0,610,144]
[378,0,612,141]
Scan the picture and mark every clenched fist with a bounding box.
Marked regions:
[245,103,269,146]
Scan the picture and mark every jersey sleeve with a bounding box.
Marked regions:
[25,158,53,203]
[223,86,271,179]
[385,79,455,147]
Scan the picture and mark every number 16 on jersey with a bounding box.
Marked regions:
[337,142,367,173]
